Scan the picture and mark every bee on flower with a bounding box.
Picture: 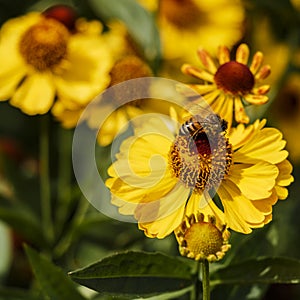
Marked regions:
[106,109,293,239]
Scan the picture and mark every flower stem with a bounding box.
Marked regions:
[201,259,210,300]
[39,115,54,244]
[55,127,72,236]
[191,260,201,300]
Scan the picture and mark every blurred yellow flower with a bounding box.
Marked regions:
[182,44,271,129]
[270,73,300,163]
[106,114,293,238]
[0,9,113,115]
[139,0,245,78]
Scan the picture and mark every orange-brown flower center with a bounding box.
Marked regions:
[214,61,255,95]
[168,114,232,192]
[159,0,203,29]
[19,18,69,71]
[108,55,153,107]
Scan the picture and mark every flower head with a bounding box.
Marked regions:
[139,0,245,78]
[0,7,113,115]
[182,44,271,129]
[106,112,293,238]
[175,212,231,261]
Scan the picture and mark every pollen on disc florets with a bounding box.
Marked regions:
[214,61,255,95]
[175,212,231,262]
[168,115,232,193]
[19,18,69,71]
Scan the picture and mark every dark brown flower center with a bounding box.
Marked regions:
[168,115,232,192]
[159,0,203,29]
[19,18,69,71]
[214,61,255,95]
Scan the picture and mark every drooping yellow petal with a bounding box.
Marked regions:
[251,190,278,215]
[218,182,265,233]
[186,191,225,225]
[234,96,250,124]
[138,199,186,239]
[134,183,190,223]
[276,160,294,186]
[228,162,278,200]
[10,72,55,115]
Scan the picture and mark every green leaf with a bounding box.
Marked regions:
[24,245,86,300]
[69,251,193,297]
[0,207,46,248]
[211,257,300,286]
[86,0,161,69]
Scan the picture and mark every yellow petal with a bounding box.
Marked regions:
[228,162,278,200]
[236,43,250,65]
[138,198,186,239]
[181,64,215,82]
[218,182,265,233]
[233,127,288,164]
[197,47,217,74]
[10,72,55,115]
[229,120,266,149]
[274,185,288,200]
[97,109,130,146]
[188,84,216,95]
[251,190,278,215]
[186,191,225,225]
[135,183,190,223]
[217,45,230,65]
[250,51,264,74]
[243,94,269,105]
[234,96,250,124]
[276,160,294,186]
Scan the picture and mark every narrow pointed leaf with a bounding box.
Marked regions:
[211,257,300,285]
[24,245,86,300]
[69,251,193,297]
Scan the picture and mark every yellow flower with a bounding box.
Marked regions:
[94,55,154,147]
[182,44,272,129]
[0,8,113,115]
[106,113,293,238]
[139,0,245,78]
[270,73,300,163]
[175,212,231,261]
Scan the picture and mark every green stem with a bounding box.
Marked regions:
[39,115,54,245]
[54,196,90,258]
[191,260,201,300]
[201,259,210,300]
[55,127,72,236]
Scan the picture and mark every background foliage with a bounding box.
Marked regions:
[0,0,300,299]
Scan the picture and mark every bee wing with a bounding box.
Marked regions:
[182,100,214,122]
